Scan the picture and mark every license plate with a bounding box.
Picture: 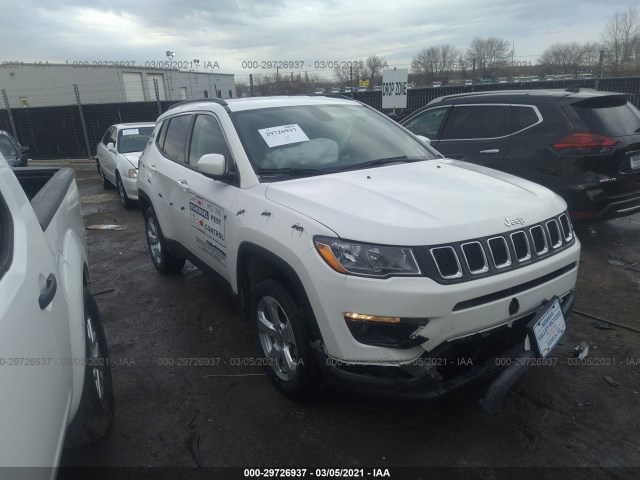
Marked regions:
[631,154,640,170]
[527,297,566,358]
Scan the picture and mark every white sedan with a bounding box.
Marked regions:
[95,123,155,208]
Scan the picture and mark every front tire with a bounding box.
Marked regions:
[66,288,114,447]
[144,207,185,274]
[99,163,112,189]
[116,173,135,209]
[251,278,321,401]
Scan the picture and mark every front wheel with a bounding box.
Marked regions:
[251,278,321,400]
[99,163,112,189]
[116,174,135,209]
[66,288,114,447]
[144,207,185,274]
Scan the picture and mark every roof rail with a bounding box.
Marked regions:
[429,90,533,104]
[167,98,229,110]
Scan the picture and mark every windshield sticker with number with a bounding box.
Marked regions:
[258,124,310,148]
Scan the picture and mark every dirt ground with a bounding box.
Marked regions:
[56,161,639,479]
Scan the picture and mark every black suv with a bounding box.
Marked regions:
[400,89,640,220]
[0,130,29,167]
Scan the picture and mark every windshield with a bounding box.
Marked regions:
[231,104,436,179]
[0,135,18,158]
[117,127,154,154]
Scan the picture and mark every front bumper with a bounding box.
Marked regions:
[121,173,139,201]
[311,292,574,404]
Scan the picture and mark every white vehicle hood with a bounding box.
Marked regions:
[121,152,142,168]
[265,159,567,245]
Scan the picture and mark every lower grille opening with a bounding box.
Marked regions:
[452,262,576,311]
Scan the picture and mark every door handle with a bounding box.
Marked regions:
[177,180,190,191]
[38,273,57,310]
[148,164,157,172]
[480,149,500,154]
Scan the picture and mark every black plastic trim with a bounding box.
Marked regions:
[452,262,576,311]
[0,192,13,282]
[22,167,75,231]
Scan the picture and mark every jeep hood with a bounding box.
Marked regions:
[265,160,567,245]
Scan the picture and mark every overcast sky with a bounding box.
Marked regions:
[0,0,636,82]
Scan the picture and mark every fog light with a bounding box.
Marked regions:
[127,168,138,178]
[343,312,428,349]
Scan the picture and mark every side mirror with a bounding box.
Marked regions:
[106,142,116,153]
[416,135,431,146]
[198,153,226,176]
[19,146,29,153]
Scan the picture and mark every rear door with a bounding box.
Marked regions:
[436,104,510,169]
[150,114,194,241]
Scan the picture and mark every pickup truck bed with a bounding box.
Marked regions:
[13,166,75,229]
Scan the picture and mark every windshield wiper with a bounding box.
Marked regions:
[256,167,325,177]
[334,156,423,172]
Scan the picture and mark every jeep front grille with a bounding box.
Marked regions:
[510,231,531,262]
[419,212,576,284]
[430,246,462,279]
[461,241,489,274]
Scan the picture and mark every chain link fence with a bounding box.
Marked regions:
[2,77,640,160]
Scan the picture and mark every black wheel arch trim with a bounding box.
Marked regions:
[237,242,323,343]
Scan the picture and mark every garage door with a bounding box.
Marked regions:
[122,72,145,102]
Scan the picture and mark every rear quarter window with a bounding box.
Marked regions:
[571,98,640,137]
[510,106,540,133]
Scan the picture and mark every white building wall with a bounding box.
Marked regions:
[0,64,236,107]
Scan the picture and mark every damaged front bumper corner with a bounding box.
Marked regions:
[311,292,575,412]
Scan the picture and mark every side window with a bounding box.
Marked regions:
[510,106,540,133]
[162,115,193,164]
[188,114,233,166]
[403,107,450,139]
[101,128,112,145]
[440,105,508,140]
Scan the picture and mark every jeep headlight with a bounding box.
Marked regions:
[314,236,421,277]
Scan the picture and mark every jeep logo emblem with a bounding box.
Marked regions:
[505,217,525,227]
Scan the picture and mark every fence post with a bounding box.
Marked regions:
[73,84,91,159]
[153,78,162,115]
[1,89,18,139]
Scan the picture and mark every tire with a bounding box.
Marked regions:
[116,173,135,209]
[144,207,185,274]
[99,163,112,189]
[66,288,114,447]
[251,278,321,401]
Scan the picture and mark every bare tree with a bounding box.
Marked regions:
[334,59,371,88]
[412,44,460,85]
[366,54,388,87]
[539,42,585,75]
[602,6,640,75]
[466,37,511,79]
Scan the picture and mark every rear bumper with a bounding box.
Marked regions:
[557,183,640,220]
[312,292,574,403]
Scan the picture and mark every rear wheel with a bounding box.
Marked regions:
[116,173,135,209]
[144,207,185,274]
[66,288,114,446]
[251,278,321,401]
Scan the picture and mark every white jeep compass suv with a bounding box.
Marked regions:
[137,96,580,412]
